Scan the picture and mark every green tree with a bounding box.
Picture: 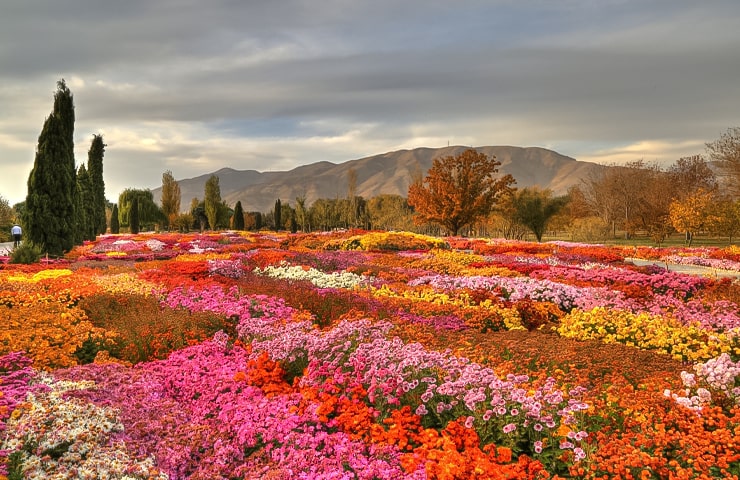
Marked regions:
[130,197,140,234]
[407,149,515,235]
[367,194,414,231]
[87,134,107,235]
[160,170,181,230]
[274,198,282,231]
[233,201,245,230]
[110,204,120,234]
[24,79,78,256]
[306,198,334,231]
[295,196,309,232]
[76,164,96,241]
[511,187,567,242]
[118,189,163,231]
[204,175,222,231]
[0,195,15,243]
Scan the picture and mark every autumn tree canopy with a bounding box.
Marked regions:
[407,149,515,235]
[669,188,715,246]
[706,127,740,198]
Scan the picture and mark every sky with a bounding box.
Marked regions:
[1,0,739,205]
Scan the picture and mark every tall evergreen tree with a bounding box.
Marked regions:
[110,204,120,234]
[87,134,107,235]
[130,197,140,234]
[76,165,96,241]
[24,79,78,256]
[274,198,282,231]
[233,201,245,230]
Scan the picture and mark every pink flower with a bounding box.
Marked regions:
[465,416,475,429]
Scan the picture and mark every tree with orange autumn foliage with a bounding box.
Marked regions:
[669,188,715,246]
[408,149,515,235]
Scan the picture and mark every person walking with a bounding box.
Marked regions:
[11,223,21,248]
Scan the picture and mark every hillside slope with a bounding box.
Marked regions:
[151,146,607,213]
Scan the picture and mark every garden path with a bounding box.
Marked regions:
[625,257,740,279]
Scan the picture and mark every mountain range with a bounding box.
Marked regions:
[151,145,608,213]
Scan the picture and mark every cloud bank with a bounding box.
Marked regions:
[1,0,738,204]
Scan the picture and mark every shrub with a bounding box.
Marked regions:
[9,242,43,264]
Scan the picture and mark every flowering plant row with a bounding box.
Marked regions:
[0,230,738,479]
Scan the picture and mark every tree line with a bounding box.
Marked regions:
[2,80,108,257]
[116,140,738,246]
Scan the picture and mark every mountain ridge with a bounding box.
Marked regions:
[151,145,608,213]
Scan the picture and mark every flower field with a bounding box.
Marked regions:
[1,230,739,479]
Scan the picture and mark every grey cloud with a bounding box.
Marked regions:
[2,0,739,204]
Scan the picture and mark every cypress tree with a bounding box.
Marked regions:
[87,135,107,235]
[130,197,140,234]
[274,199,282,231]
[76,165,96,241]
[24,80,77,256]
[110,204,120,234]
[233,201,245,230]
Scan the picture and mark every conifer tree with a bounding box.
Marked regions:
[274,198,282,231]
[233,201,245,230]
[24,79,78,256]
[110,204,120,234]
[76,164,96,241]
[87,134,107,235]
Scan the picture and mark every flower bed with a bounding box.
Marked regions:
[0,231,739,479]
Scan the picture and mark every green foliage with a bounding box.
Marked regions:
[0,195,14,242]
[76,164,96,241]
[110,204,120,234]
[274,198,282,231]
[367,194,414,231]
[24,80,78,257]
[233,201,245,230]
[511,187,568,242]
[130,197,140,234]
[9,241,43,264]
[87,134,107,235]
[172,213,194,232]
[118,188,163,230]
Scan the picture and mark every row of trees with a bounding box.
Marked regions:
[127,138,737,246]
[13,82,738,252]
[22,80,107,256]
